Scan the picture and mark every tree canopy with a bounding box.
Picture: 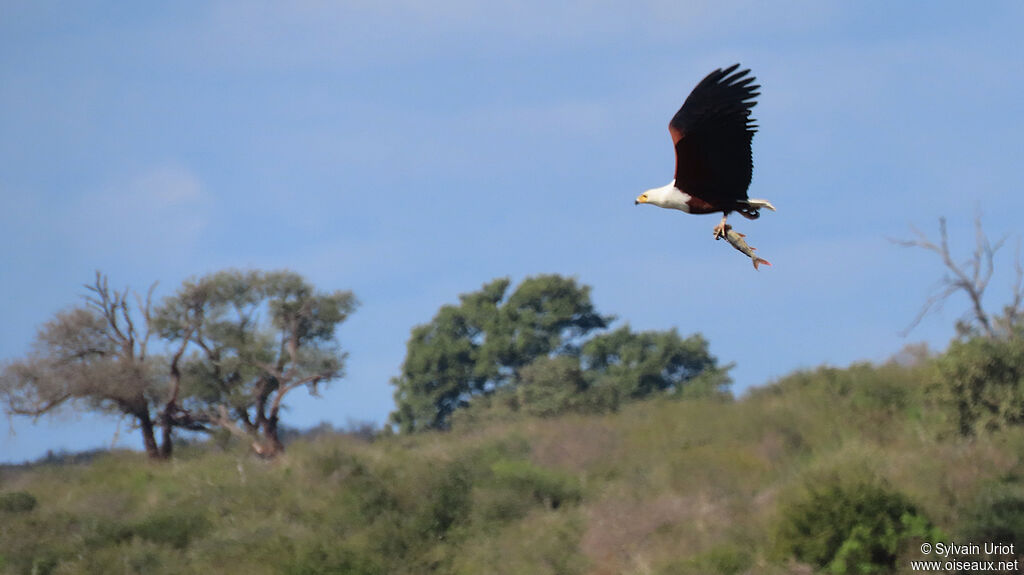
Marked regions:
[390,274,730,432]
[156,269,358,457]
[582,326,732,400]
[390,275,613,432]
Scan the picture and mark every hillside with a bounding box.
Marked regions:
[2,360,1023,574]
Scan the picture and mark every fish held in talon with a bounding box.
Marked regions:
[719,225,772,270]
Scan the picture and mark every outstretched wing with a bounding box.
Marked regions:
[669,64,759,207]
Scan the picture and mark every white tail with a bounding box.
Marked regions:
[736,198,776,220]
[745,198,776,211]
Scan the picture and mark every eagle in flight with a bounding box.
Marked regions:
[635,64,774,240]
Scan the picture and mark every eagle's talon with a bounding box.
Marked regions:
[713,220,729,240]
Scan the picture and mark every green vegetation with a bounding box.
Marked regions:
[3,346,1024,574]
[934,334,1024,436]
[581,325,731,400]
[156,269,358,457]
[389,275,730,432]
[0,491,36,513]
[4,233,1024,574]
[773,471,941,573]
[389,275,612,432]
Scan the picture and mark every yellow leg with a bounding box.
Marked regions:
[713,214,729,239]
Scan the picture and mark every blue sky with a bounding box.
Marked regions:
[2,2,1023,463]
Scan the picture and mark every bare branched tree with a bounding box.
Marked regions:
[893,215,1023,338]
[0,272,202,459]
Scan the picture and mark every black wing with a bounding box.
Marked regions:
[669,64,759,206]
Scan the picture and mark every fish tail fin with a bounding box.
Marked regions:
[753,257,771,270]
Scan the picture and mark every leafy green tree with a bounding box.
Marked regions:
[390,275,611,432]
[389,279,507,433]
[581,326,732,400]
[0,273,197,459]
[156,270,357,457]
[487,275,612,374]
[448,355,621,428]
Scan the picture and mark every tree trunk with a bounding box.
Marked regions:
[250,381,284,458]
[159,417,174,459]
[137,411,163,459]
[257,414,285,458]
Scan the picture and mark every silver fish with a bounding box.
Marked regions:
[719,225,771,270]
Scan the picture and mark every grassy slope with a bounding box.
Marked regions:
[2,361,1023,574]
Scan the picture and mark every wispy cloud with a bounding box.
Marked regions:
[66,164,209,263]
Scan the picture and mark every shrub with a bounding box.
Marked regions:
[334,454,475,567]
[472,459,583,526]
[934,335,1024,435]
[959,486,1024,545]
[452,512,587,575]
[517,356,618,417]
[86,517,135,548]
[490,460,582,510]
[132,510,210,549]
[518,356,589,417]
[658,543,753,575]
[281,543,383,575]
[0,491,37,513]
[310,446,360,479]
[31,555,58,575]
[415,460,474,537]
[774,476,939,573]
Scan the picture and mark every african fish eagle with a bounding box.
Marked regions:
[635,64,775,238]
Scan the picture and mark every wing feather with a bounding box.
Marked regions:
[669,64,759,207]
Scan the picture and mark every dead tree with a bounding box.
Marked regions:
[893,215,1023,338]
[1,272,203,459]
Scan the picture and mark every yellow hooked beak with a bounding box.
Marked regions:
[635,193,649,206]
